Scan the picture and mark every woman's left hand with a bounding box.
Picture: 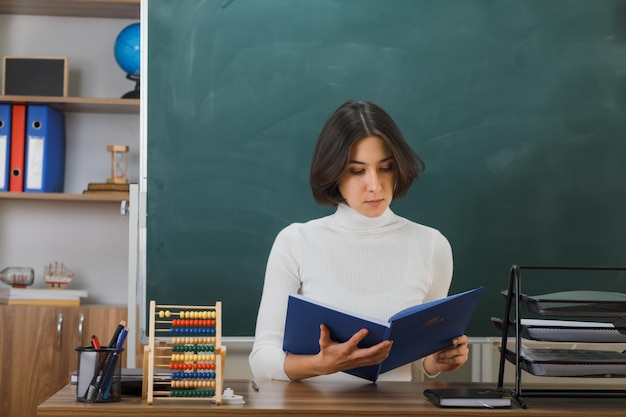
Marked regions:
[423,335,469,375]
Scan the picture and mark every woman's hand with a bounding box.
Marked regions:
[423,335,469,376]
[284,324,392,380]
[316,324,392,374]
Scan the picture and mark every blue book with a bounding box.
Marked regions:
[24,105,65,193]
[0,104,11,191]
[283,286,483,382]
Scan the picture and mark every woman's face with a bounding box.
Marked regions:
[338,135,396,218]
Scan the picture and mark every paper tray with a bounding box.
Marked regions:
[503,348,626,377]
[502,290,626,317]
[491,317,626,343]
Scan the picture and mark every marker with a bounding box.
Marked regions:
[251,379,260,391]
[91,334,103,361]
[91,334,101,350]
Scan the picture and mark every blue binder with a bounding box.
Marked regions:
[24,105,65,193]
[0,104,11,191]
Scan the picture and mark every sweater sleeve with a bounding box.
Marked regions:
[249,224,302,380]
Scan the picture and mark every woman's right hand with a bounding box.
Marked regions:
[284,324,392,380]
[316,324,393,374]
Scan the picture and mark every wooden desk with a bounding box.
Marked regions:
[38,380,626,417]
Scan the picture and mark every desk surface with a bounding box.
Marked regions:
[38,380,626,417]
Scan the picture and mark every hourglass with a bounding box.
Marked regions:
[107,145,129,184]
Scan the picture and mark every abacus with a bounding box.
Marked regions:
[142,300,226,405]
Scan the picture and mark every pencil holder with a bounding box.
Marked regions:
[75,346,124,403]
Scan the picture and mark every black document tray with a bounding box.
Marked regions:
[502,347,626,378]
[501,290,626,317]
[491,317,626,343]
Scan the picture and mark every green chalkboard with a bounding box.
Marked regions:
[146,0,626,337]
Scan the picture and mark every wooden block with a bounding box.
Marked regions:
[87,182,130,192]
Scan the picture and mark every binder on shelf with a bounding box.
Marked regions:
[24,105,65,193]
[0,104,11,191]
[9,103,25,192]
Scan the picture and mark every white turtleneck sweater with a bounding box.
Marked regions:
[249,203,453,381]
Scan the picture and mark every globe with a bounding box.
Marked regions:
[114,23,140,77]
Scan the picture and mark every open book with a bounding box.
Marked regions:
[283,287,483,381]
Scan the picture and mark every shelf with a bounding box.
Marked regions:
[0,96,139,114]
[0,192,129,202]
[0,0,140,19]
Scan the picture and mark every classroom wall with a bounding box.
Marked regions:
[0,14,140,304]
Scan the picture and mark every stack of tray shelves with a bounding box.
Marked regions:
[494,265,626,408]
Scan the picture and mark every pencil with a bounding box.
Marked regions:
[107,320,127,347]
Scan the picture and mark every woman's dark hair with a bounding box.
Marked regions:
[310,100,425,206]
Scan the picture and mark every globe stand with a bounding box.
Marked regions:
[121,74,140,99]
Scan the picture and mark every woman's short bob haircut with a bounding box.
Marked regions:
[310,100,425,206]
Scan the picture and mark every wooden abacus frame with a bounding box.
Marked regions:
[142,300,226,405]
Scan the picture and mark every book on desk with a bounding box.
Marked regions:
[423,387,512,408]
[71,368,170,396]
[283,286,483,382]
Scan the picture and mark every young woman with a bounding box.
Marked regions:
[249,100,468,381]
